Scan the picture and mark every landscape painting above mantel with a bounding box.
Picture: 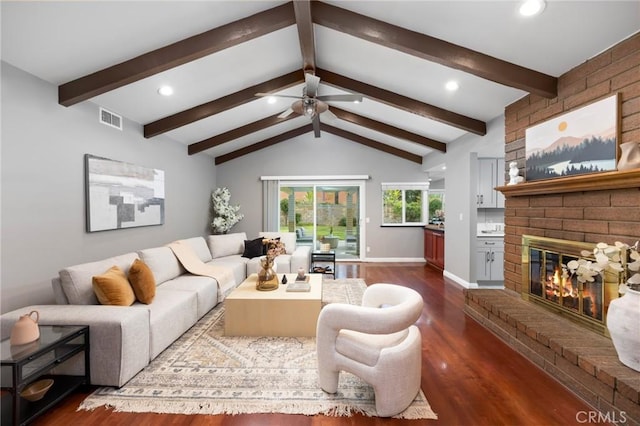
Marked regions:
[85,154,165,232]
[525,94,618,182]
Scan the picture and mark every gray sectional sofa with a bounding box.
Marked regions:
[0,232,310,387]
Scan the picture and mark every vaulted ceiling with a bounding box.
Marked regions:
[2,1,639,169]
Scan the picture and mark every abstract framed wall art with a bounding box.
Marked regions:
[525,94,619,182]
[85,154,165,232]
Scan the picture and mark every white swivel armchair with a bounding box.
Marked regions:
[316,283,424,417]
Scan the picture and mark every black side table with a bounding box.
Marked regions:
[1,325,90,426]
[311,250,336,276]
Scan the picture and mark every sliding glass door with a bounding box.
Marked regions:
[279,181,363,260]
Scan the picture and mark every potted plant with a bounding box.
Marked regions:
[566,241,640,371]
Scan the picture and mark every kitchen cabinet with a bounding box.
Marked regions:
[477,158,505,208]
[424,227,444,270]
[477,237,504,282]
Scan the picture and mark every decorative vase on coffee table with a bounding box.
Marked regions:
[606,287,640,371]
[257,256,278,291]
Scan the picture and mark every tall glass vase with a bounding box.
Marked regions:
[257,256,278,291]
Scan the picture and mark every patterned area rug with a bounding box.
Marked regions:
[79,278,437,419]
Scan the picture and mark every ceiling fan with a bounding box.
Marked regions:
[256,73,363,137]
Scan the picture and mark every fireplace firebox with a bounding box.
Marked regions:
[521,235,620,336]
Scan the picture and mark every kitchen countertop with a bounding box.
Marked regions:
[477,231,505,237]
[424,225,445,232]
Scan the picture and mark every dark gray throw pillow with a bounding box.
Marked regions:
[242,237,264,258]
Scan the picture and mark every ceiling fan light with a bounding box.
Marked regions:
[303,102,316,119]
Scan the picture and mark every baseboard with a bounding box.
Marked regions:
[443,270,477,289]
[359,257,427,263]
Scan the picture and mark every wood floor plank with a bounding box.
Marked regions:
[29,263,608,425]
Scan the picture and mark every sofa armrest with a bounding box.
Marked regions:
[290,245,311,273]
[1,305,150,387]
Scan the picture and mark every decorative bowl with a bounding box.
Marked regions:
[20,379,54,402]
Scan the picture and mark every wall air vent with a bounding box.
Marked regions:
[99,107,123,130]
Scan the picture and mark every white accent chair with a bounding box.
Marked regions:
[316,283,424,417]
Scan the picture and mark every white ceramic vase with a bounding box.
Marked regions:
[617,142,640,171]
[606,287,640,371]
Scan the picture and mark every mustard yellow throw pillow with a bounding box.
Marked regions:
[92,266,135,306]
[128,259,156,304]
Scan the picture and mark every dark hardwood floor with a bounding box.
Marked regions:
[30,263,608,425]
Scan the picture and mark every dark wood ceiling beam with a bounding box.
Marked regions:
[144,71,303,138]
[215,124,313,164]
[188,113,298,155]
[312,2,557,98]
[58,3,296,106]
[293,0,316,73]
[316,68,486,136]
[215,122,423,165]
[331,107,447,152]
[321,124,422,163]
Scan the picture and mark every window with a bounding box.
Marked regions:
[428,191,445,224]
[381,183,429,226]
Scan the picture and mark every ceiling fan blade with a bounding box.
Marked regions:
[312,116,321,138]
[316,94,363,103]
[305,73,320,98]
[278,108,294,118]
[255,93,303,100]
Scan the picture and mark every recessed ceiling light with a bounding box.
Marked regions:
[157,85,174,96]
[442,166,447,170]
[445,81,459,91]
[267,96,277,104]
[519,0,546,17]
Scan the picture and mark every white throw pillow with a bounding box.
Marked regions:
[259,232,296,255]
[182,237,213,262]
[59,252,139,305]
[207,232,248,259]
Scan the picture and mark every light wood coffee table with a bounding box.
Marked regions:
[224,273,323,337]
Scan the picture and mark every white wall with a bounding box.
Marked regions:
[215,132,430,260]
[1,62,216,312]
[440,115,506,286]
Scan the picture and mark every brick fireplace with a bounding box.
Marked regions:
[521,235,620,336]
[465,32,640,423]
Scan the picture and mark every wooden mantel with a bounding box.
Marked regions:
[496,169,640,197]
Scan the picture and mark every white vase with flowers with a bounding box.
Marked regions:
[566,241,640,371]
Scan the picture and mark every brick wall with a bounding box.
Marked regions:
[503,32,640,294]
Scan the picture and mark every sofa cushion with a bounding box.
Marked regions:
[128,259,156,304]
[242,237,264,258]
[145,289,198,359]
[247,254,289,274]
[59,252,139,305]
[137,246,184,285]
[207,232,247,259]
[182,237,213,263]
[158,274,218,319]
[207,256,248,285]
[92,266,136,306]
[259,232,296,255]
